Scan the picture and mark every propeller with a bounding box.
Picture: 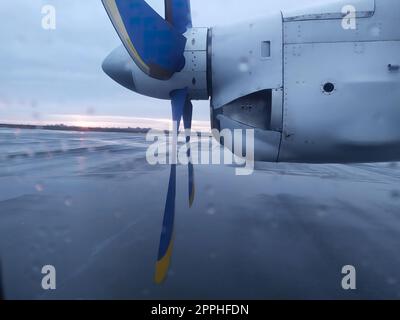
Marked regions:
[102,0,195,283]
[102,0,189,80]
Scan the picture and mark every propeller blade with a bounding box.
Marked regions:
[165,0,192,34]
[155,88,187,284]
[102,0,187,80]
[170,88,187,135]
[155,164,177,284]
[183,99,195,207]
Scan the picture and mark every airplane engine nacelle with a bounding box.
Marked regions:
[210,0,400,163]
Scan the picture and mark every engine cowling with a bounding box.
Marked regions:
[209,12,284,162]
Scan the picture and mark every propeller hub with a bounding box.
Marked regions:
[102,47,136,91]
[103,28,209,101]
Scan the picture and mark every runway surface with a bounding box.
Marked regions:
[0,128,399,299]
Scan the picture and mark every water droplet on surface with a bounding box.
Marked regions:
[141,289,150,296]
[316,205,329,218]
[32,111,41,120]
[86,107,95,115]
[370,25,381,37]
[209,252,217,260]
[113,211,123,219]
[205,185,215,197]
[238,57,249,73]
[64,196,72,207]
[206,205,216,216]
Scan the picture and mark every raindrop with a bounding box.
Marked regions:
[387,277,398,285]
[141,289,150,296]
[123,61,131,71]
[165,268,175,279]
[86,107,95,115]
[32,265,40,274]
[206,205,216,215]
[113,211,123,219]
[316,204,329,218]
[64,196,72,207]
[370,25,381,37]
[209,252,217,260]
[30,100,38,108]
[238,57,249,73]
[32,111,41,120]
[205,185,215,197]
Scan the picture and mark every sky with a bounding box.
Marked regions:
[0,0,316,130]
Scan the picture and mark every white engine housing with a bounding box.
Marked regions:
[210,0,400,163]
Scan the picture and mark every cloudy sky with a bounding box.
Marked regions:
[0,0,316,129]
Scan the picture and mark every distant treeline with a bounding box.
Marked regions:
[0,123,151,134]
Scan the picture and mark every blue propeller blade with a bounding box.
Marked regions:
[102,0,187,80]
[170,88,187,131]
[183,99,195,207]
[165,0,193,34]
[155,164,177,284]
[155,88,187,284]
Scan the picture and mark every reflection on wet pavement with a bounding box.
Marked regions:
[0,128,400,299]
